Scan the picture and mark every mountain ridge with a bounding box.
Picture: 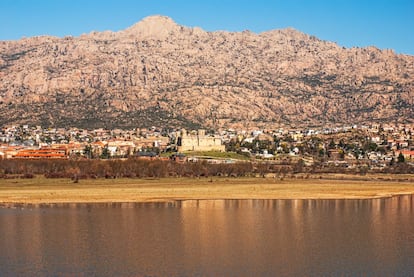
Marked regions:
[0,15,413,129]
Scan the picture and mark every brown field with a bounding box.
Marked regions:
[0,174,414,205]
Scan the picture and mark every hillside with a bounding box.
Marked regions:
[0,15,413,129]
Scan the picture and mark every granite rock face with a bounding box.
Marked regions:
[0,15,413,129]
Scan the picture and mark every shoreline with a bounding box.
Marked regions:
[1,175,414,206]
[2,194,414,209]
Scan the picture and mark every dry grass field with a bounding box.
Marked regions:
[0,174,413,205]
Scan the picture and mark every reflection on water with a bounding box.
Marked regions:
[1,196,414,276]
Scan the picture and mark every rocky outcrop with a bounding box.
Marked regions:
[0,15,413,129]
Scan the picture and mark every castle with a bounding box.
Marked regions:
[177,129,225,152]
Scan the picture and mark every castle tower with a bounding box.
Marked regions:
[198,129,206,137]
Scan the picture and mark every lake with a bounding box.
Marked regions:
[1,196,414,276]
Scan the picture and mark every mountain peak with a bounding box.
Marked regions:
[260,27,308,39]
[122,15,181,38]
[140,15,177,26]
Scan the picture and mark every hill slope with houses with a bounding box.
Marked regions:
[0,15,413,129]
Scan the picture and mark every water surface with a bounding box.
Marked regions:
[1,196,414,276]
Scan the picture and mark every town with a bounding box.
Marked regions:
[0,123,413,175]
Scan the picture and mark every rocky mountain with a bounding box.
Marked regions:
[0,15,413,129]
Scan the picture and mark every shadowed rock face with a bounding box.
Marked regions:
[0,15,413,129]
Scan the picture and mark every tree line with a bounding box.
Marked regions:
[0,158,412,180]
[0,159,255,179]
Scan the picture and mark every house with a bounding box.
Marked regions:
[171,153,187,163]
[290,133,303,142]
[387,139,397,149]
[396,150,414,161]
[107,140,135,157]
[257,149,274,159]
[13,147,68,159]
[91,141,107,157]
[396,140,409,149]
[256,133,274,142]
[0,145,21,159]
[66,143,86,157]
[371,136,381,143]
[134,136,169,151]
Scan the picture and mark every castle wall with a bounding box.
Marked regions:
[177,129,225,152]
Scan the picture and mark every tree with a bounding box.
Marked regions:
[319,148,325,157]
[338,139,345,148]
[293,159,305,173]
[83,144,93,159]
[100,146,110,159]
[366,142,378,152]
[397,152,405,163]
[338,149,345,160]
[226,139,240,152]
[328,139,336,149]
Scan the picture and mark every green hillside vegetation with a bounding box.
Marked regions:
[182,151,250,161]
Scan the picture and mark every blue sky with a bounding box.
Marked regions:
[1,0,413,55]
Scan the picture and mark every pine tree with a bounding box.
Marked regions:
[397,152,405,163]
